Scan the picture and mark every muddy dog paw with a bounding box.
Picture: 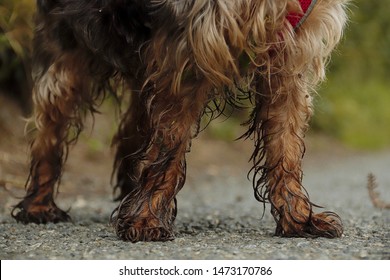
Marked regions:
[12,199,71,224]
[275,211,343,238]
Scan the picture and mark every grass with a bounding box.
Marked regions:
[312,77,390,149]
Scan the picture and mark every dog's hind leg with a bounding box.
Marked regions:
[112,92,149,202]
[249,73,343,238]
[12,52,92,224]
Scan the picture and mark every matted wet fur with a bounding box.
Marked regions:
[12,0,348,242]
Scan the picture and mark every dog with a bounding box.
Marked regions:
[12,0,348,242]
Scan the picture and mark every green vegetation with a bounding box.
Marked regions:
[0,0,35,112]
[312,0,390,149]
[0,0,34,58]
[313,81,390,149]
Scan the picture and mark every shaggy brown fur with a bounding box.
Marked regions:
[12,0,348,242]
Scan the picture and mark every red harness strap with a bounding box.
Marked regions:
[287,0,317,29]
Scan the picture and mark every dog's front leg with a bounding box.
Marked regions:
[250,73,343,238]
[111,86,207,242]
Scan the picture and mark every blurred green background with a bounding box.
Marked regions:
[0,0,33,113]
[0,0,389,149]
[311,0,390,149]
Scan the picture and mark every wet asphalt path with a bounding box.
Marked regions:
[0,140,389,260]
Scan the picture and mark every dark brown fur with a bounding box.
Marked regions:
[12,0,348,242]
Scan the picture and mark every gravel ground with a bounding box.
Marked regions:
[0,137,389,260]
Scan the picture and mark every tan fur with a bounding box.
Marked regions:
[13,0,348,241]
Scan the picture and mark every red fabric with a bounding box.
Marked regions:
[287,0,313,28]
